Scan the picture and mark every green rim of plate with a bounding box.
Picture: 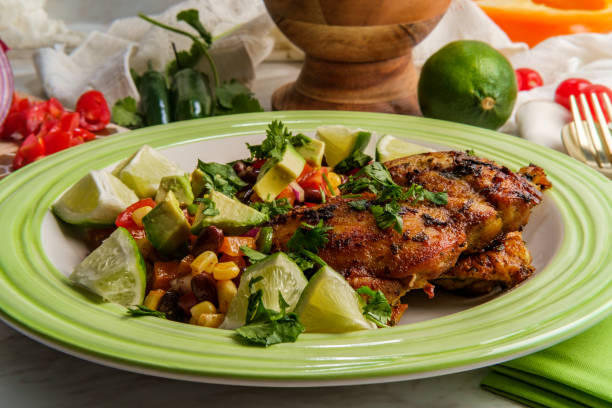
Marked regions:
[0,111,611,385]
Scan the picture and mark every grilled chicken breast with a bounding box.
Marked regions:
[270,151,549,319]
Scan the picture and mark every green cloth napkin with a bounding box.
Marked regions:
[481,315,612,408]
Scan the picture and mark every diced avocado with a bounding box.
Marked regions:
[155,174,194,205]
[143,191,191,256]
[190,168,206,198]
[112,145,184,198]
[191,190,267,235]
[296,138,325,166]
[253,144,305,202]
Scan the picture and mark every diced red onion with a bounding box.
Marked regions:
[242,227,260,237]
[290,181,304,202]
[0,38,14,128]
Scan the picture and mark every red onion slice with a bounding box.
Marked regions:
[242,227,260,238]
[289,181,305,202]
[0,38,14,128]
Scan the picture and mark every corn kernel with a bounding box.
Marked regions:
[132,206,153,227]
[191,251,218,276]
[196,313,225,328]
[326,172,342,189]
[143,289,165,310]
[190,300,217,318]
[212,261,240,281]
[216,279,237,313]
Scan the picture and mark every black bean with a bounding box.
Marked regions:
[157,290,184,321]
[192,226,224,256]
[233,161,247,175]
[191,272,218,306]
[240,167,259,184]
[304,188,323,203]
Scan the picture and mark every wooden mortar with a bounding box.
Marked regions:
[264,0,451,114]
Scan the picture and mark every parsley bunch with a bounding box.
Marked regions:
[235,277,305,346]
[341,162,448,232]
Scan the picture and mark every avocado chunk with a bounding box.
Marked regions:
[143,191,191,256]
[191,190,267,235]
[155,174,194,205]
[112,145,184,198]
[296,138,325,166]
[253,144,305,202]
[190,168,206,198]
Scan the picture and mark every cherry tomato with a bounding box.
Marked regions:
[115,198,156,239]
[515,68,543,91]
[554,78,592,110]
[75,90,110,132]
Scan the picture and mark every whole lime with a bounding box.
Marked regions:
[418,40,518,130]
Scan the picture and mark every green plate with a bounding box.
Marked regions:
[0,111,611,386]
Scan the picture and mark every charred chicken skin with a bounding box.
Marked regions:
[270,151,550,315]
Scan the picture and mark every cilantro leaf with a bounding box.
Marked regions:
[177,9,212,46]
[287,220,332,254]
[216,80,252,109]
[405,183,448,206]
[348,199,369,211]
[370,202,403,233]
[334,150,372,174]
[226,93,264,114]
[356,286,391,327]
[466,148,476,156]
[166,41,206,76]
[249,198,292,218]
[126,305,166,319]
[197,160,247,197]
[194,196,220,216]
[112,97,143,128]
[235,279,305,346]
[246,120,307,161]
[290,133,312,147]
[240,246,268,264]
[334,131,373,174]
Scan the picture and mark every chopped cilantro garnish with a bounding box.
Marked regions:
[195,196,220,216]
[348,199,369,211]
[356,286,392,327]
[370,202,403,233]
[112,97,143,129]
[126,305,166,319]
[235,277,305,346]
[247,120,312,162]
[287,220,332,272]
[240,246,268,264]
[197,160,247,198]
[249,198,292,218]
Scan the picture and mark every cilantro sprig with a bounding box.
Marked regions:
[356,286,392,327]
[235,277,305,346]
[287,220,332,271]
[240,246,268,264]
[247,120,312,161]
[194,196,220,217]
[334,131,373,174]
[126,305,166,319]
[340,162,448,232]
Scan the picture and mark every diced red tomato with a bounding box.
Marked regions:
[276,184,296,206]
[252,159,267,170]
[515,68,543,91]
[219,236,256,257]
[297,165,339,196]
[72,127,95,141]
[12,133,45,169]
[75,90,110,132]
[43,113,80,154]
[115,198,156,239]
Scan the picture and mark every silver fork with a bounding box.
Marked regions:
[561,92,612,179]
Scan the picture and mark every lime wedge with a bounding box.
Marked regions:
[294,265,376,333]
[375,134,433,162]
[316,125,369,167]
[70,227,146,307]
[52,170,138,227]
[220,252,307,330]
[112,145,184,198]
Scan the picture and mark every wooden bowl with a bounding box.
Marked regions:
[265,0,451,114]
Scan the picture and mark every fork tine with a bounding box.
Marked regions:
[590,93,612,166]
[579,93,607,168]
[570,95,598,166]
